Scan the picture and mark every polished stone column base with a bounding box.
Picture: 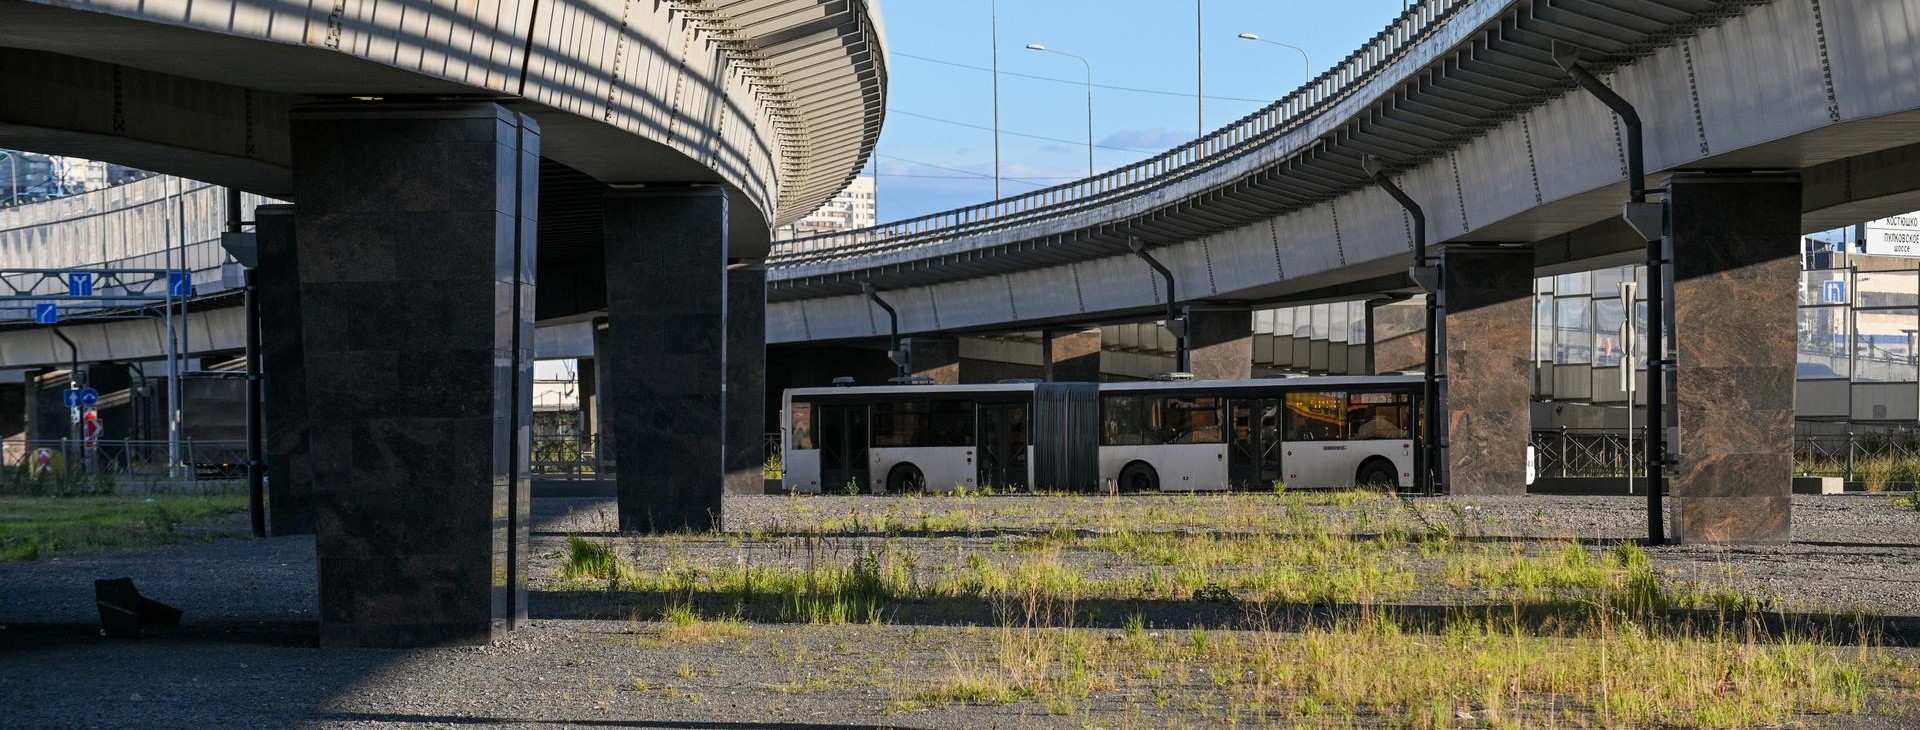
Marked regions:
[1044,328,1102,382]
[1184,307,1251,380]
[605,188,727,533]
[725,266,768,495]
[1668,173,1799,545]
[1440,246,1532,496]
[905,337,960,384]
[292,102,538,647]
[1369,296,1426,375]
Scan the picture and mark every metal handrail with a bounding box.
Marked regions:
[766,0,1469,267]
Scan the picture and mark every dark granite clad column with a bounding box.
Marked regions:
[725,265,768,495]
[1667,173,1799,544]
[1440,246,1532,495]
[905,337,960,384]
[1184,307,1252,380]
[604,188,727,533]
[1044,328,1103,382]
[1370,296,1426,375]
[254,205,311,535]
[291,102,538,647]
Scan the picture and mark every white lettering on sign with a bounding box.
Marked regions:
[1865,212,1920,257]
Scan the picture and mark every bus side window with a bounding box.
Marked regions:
[791,401,816,449]
[1283,391,1346,441]
[1347,392,1411,440]
[1101,395,1149,445]
[1163,396,1224,444]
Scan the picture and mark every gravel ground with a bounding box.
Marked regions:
[2,492,1916,729]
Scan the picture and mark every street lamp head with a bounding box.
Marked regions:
[1025,43,1046,51]
[1236,32,1260,40]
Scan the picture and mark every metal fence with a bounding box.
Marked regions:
[0,438,247,494]
[1530,428,1649,479]
[531,433,785,478]
[1530,428,1920,483]
[532,434,601,477]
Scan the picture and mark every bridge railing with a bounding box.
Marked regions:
[768,0,1470,267]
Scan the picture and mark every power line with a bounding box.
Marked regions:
[893,50,1272,103]
[888,108,1159,154]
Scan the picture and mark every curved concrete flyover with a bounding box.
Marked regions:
[0,0,886,258]
[765,0,1920,343]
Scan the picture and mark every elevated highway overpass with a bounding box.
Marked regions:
[0,0,885,646]
[762,0,1920,545]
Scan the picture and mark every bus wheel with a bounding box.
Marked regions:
[887,464,927,494]
[1118,462,1159,493]
[1357,458,1397,490]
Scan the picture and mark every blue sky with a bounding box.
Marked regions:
[867,0,1414,222]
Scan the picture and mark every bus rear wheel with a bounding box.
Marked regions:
[1118,462,1159,494]
[1356,458,1398,490]
[886,464,927,494]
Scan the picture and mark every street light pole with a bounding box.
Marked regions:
[1195,0,1204,137]
[991,0,1002,198]
[1025,43,1094,178]
[1237,33,1312,90]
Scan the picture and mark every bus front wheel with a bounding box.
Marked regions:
[1118,462,1159,494]
[1356,458,1398,490]
[886,464,927,494]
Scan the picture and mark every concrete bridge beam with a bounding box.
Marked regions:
[1668,173,1800,544]
[604,188,728,534]
[289,102,539,647]
[1440,246,1534,495]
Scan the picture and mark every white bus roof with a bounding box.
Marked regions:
[1099,374,1423,392]
[786,382,1047,398]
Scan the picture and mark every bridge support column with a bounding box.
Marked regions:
[905,337,960,384]
[1184,307,1252,380]
[604,188,727,533]
[1441,246,1533,495]
[1369,296,1426,375]
[726,265,767,495]
[254,205,311,536]
[290,102,539,647]
[1667,173,1799,544]
[1044,328,1102,382]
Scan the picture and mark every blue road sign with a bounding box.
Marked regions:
[63,388,79,408]
[168,271,192,298]
[1823,279,1846,304]
[67,272,93,297]
[33,303,57,324]
[78,387,99,407]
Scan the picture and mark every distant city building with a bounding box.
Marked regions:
[1,150,148,206]
[773,175,874,240]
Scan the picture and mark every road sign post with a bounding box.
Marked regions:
[82,407,101,475]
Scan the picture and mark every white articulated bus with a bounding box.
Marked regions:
[1098,376,1423,491]
[781,382,1099,493]
[781,374,1423,493]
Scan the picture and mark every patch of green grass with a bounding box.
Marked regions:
[559,536,628,582]
[0,495,248,561]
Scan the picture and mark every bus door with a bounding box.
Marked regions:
[818,404,870,493]
[1228,398,1283,489]
[977,402,1029,490]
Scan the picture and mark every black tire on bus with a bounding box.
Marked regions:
[1118,462,1160,494]
[886,464,927,494]
[1356,458,1398,491]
